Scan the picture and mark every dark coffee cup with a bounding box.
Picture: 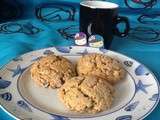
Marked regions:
[80,1,130,48]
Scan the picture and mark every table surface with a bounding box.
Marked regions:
[0,0,160,120]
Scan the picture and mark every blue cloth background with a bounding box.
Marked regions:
[0,0,160,119]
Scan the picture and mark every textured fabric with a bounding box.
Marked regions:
[0,0,160,120]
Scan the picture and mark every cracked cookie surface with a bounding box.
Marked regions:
[58,76,114,113]
[77,53,125,84]
[30,54,76,88]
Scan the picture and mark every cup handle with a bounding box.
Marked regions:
[115,16,130,37]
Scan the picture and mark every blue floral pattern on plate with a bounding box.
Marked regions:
[135,65,149,76]
[7,65,27,77]
[124,61,133,67]
[76,49,89,55]
[50,114,70,120]
[13,56,23,61]
[0,92,12,101]
[17,100,32,112]
[149,94,159,101]
[55,47,72,53]
[43,50,54,55]
[135,80,152,94]
[31,56,43,62]
[124,101,140,111]
[0,77,11,89]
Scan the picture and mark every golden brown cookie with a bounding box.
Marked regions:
[30,54,76,88]
[58,76,114,113]
[77,53,125,84]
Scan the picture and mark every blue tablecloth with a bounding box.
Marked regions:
[0,0,160,120]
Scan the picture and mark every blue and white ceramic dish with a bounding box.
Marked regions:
[0,46,159,120]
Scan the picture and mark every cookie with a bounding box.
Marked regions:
[30,54,76,88]
[77,53,125,84]
[58,76,114,113]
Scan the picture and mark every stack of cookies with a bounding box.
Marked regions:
[30,53,125,113]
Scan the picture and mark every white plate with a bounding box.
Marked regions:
[0,46,159,120]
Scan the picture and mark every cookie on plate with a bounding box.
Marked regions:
[58,76,114,113]
[30,54,76,88]
[77,53,125,84]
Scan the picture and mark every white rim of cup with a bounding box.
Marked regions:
[80,1,119,9]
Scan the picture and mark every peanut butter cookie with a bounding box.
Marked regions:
[30,54,76,88]
[77,53,125,84]
[58,76,114,113]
